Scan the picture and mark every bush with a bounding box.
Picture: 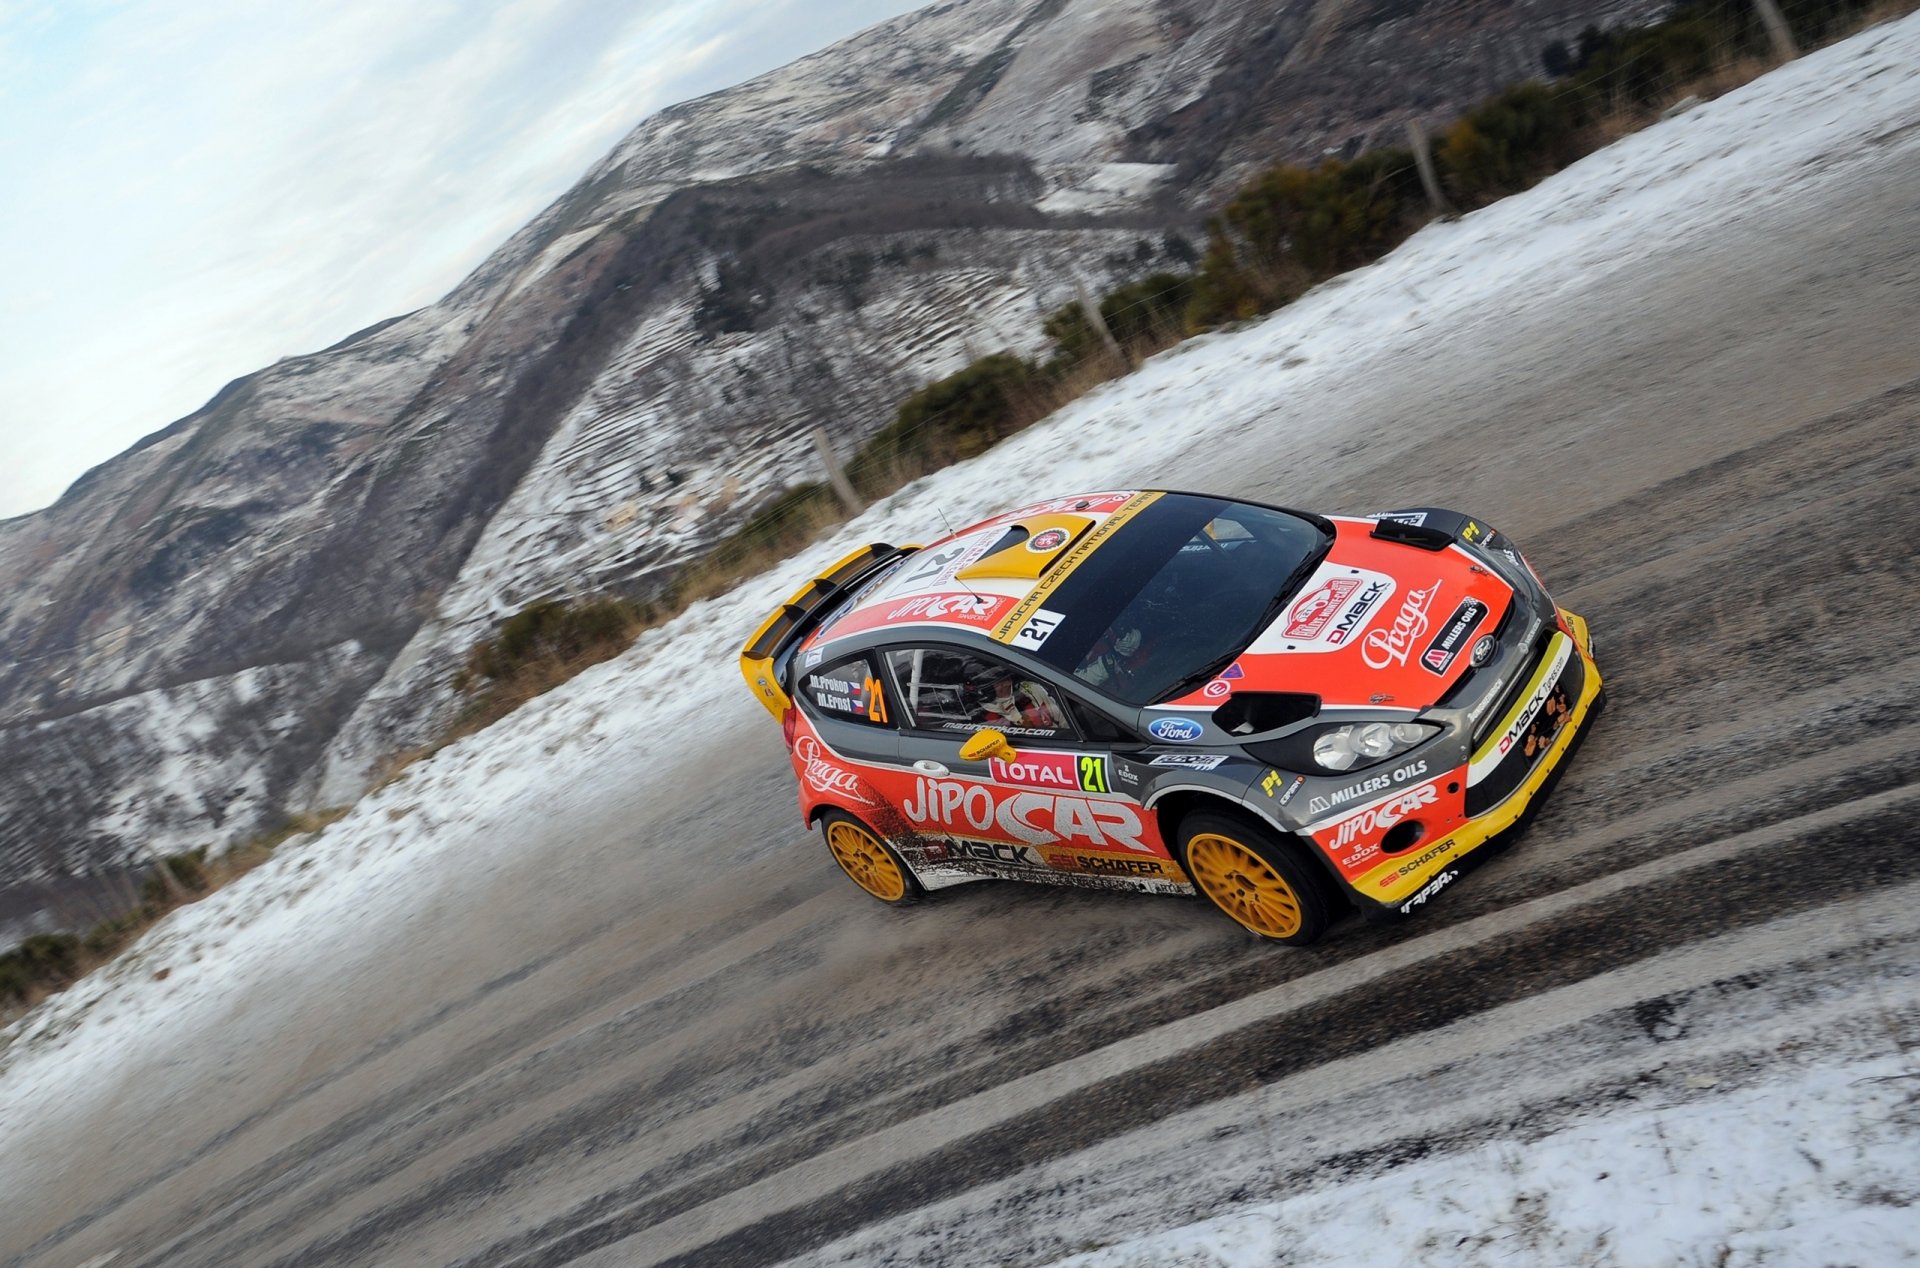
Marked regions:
[1437,82,1587,206]
[0,933,83,1003]
[141,850,210,908]
[1041,303,1105,369]
[1187,221,1275,328]
[1219,149,1423,277]
[0,955,28,1003]
[704,483,839,573]
[847,353,1034,493]
[463,597,641,688]
[1100,273,1195,348]
[83,916,139,958]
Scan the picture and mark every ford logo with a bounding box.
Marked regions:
[1470,634,1497,667]
[1148,717,1204,742]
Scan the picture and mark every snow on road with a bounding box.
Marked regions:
[5,11,1919,1259]
[1049,1052,1920,1268]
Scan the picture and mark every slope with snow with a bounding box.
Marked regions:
[2,13,1918,1267]
[0,0,1668,902]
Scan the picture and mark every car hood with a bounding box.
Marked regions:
[1161,517,1515,712]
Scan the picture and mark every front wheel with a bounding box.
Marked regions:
[1179,811,1335,945]
[819,809,923,906]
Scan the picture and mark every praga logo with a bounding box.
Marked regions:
[1362,580,1442,669]
[793,735,871,803]
[1328,781,1439,849]
[902,778,1150,852]
[979,491,1138,524]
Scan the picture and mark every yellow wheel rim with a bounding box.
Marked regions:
[1186,833,1303,938]
[826,821,907,902]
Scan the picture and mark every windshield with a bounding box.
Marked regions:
[1029,494,1330,705]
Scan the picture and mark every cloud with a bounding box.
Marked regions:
[0,0,928,519]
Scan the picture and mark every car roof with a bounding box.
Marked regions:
[802,490,1159,653]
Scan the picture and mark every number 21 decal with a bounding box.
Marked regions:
[1013,607,1065,648]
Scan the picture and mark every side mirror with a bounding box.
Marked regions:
[959,728,1018,764]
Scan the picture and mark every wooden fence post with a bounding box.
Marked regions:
[1751,0,1799,61]
[1077,280,1132,372]
[1407,120,1455,219]
[811,426,864,515]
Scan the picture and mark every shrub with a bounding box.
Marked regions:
[847,353,1034,493]
[1041,303,1105,369]
[1437,82,1587,206]
[0,933,83,1003]
[83,916,139,958]
[1219,149,1423,277]
[704,483,839,573]
[140,850,209,908]
[0,955,29,1003]
[1100,273,1195,348]
[463,597,642,688]
[1187,221,1275,328]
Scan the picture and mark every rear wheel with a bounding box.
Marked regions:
[1179,811,1334,945]
[820,809,922,906]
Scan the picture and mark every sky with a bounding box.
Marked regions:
[0,0,931,521]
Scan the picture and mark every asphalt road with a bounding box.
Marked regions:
[7,81,1920,1268]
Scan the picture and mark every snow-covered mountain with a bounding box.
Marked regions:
[0,0,1661,917]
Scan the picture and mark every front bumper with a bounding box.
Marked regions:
[1347,609,1604,916]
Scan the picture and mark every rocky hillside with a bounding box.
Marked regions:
[0,0,1661,920]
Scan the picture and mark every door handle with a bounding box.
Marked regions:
[912,759,950,777]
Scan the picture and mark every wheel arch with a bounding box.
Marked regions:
[1151,789,1349,906]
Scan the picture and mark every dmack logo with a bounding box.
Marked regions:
[1362,580,1442,669]
[793,735,870,803]
[1331,782,1439,848]
[902,778,1149,852]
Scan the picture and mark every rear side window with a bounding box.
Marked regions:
[884,646,1075,740]
[799,655,893,728]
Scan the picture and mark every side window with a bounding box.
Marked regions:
[884,647,1075,740]
[799,655,894,728]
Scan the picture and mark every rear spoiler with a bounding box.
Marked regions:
[739,543,912,720]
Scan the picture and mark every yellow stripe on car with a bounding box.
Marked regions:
[1354,615,1603,904]
[989,491,1162,643]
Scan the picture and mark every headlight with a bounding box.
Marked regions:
[1309,722,1438,772]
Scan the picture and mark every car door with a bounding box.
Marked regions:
[789,649,901,815]
[879,643,1182,885]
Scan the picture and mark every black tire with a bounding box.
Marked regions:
[1177,810,1336,945]
[819,809,923,906]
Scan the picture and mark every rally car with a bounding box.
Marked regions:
[739,490,1603,944]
